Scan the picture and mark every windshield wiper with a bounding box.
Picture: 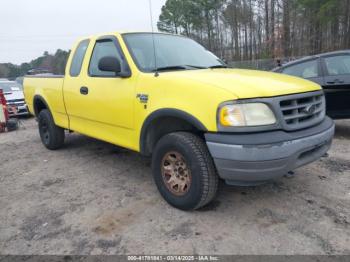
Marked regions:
[153,66,188,72]
[153,65,209,72]
[208,65,228,69]
[185,65,207,69]
[153,64,224,73]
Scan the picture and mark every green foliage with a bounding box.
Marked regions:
[297,0,338,23]
[158,0,223,35]
[157,0,184,33]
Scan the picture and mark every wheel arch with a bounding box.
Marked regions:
[33,95,51,117]
[140,109,208,156]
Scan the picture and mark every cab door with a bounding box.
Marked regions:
[64,36,137,149]
[321,53,350,118]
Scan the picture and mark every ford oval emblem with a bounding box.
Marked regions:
[302,105,317,116]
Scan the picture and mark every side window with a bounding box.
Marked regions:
[324,55,350,76]
[89,40,123,77]
[282,60,319,79]
[70,39,90,77]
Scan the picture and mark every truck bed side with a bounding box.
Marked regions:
[23,75,69,129]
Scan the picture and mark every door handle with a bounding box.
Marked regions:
[80,86,89,95]
[327,79,344,84]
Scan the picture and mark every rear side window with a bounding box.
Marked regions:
[282,60,319,79]
[89,40,123,77]
[70,39,90,77]
[324,55,350,76]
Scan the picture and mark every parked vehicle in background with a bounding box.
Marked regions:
[273,50,350,119]
[24,32,334,210]
[0,81,29,117]
[27,69,51,75]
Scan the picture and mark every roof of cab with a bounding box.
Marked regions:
[81,31,174,39]
[72,31,182,48]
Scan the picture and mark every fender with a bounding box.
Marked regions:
[140,108,208,155]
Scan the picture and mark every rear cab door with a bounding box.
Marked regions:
[320,52,350,118]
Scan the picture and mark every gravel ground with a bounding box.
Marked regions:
[0,118,349,255]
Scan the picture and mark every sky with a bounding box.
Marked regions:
[0,0,166,64]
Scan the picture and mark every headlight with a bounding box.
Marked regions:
[219,103,276,127]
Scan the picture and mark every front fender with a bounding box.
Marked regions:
[139,108,207,155]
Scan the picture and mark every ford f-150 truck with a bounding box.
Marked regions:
[24,32,335,210]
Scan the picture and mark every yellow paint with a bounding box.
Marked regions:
[24,32,322,152]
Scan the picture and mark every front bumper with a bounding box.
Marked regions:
[205,117,335,186]
[7,104,29,117]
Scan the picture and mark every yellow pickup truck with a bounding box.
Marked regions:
[24,32,335,210]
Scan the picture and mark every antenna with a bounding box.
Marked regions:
[148,0,159,77]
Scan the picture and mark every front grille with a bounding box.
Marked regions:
[8,103,25,107]
[7,98,25,103]
[279,92,325,130]
[7,99,25,107]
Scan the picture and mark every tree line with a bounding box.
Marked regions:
[158,0,350,61]
[0,49,69,79]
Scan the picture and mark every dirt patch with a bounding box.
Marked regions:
[20,210,66,241]
[319,157,350,173]
[92,199,156,236]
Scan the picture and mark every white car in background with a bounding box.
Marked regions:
[0,81,30,117]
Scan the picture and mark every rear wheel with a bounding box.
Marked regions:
[38,109,65,150]
[152,132,218,210]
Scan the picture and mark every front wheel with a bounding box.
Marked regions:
[152,132,218,210]
[38,109,65,150]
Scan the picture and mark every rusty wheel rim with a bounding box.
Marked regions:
[161,151,192,196]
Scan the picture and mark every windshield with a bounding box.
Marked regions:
[123,33,224,72]
[0,82,23,92]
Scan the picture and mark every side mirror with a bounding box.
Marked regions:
[98,56,121,74]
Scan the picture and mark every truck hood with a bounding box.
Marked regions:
[163,68,321,99]
[4,91,25,102]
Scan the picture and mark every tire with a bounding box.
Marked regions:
[38,109,65,150]
[6,119,19,132]
[152,132,218,210]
